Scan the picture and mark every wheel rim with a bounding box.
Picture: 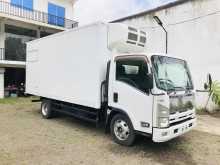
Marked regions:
[114,119,130,141]
[42,103,48,116]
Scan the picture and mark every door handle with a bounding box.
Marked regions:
[113,92,118,103]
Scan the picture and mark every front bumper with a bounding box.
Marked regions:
[152,118,196,143]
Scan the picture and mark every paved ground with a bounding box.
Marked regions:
[0,98,220,165]
[195,114,220,136]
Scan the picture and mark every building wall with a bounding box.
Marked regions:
[0,0,75,98]
[2,0,75,20]
[0,68,5,98]
[117,0,220,110]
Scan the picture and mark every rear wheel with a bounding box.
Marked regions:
[41,100,53,119]
[110,114,136,146]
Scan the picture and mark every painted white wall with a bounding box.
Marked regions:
[118,0,220,110]
[0,68,5,98]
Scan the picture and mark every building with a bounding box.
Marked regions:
[112,0,220,110]
[0,0,77,98]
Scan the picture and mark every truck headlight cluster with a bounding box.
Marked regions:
[158,117,169,128]
[157,104,169,128]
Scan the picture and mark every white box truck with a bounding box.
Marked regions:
[26,22,196,146]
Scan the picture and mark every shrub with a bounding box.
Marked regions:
[209,81,220,106]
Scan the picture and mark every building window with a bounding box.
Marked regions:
[48,3,65,27]
[11,0,33,10]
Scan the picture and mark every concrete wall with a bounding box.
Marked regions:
[117,0,220,110]
[2,0,75,20]
[0,68,5,98]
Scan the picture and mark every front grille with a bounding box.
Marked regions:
[169,94,194,114]
[169,117,194,127]
[170,108,188,114]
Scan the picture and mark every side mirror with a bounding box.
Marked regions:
[204,83,209,90]
[204,73,213,90]
[147,73,154,90]
[208,73,212,87]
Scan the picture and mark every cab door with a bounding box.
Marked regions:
[108,55,153,134]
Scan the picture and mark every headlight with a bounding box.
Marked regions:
[158,117,169,128]
[157,104,169,117]
[157,104,170,128]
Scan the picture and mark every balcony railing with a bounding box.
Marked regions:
[0,48,26,62]
[0,1,78,29]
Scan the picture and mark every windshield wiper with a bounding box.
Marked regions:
[174,86,186,90]
[174,86,192,92]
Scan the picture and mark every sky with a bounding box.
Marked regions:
[74,0,175,25]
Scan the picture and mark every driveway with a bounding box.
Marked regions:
[0,98,220,165]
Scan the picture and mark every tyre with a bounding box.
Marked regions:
[41,100,53,119]
[110,114,136,146]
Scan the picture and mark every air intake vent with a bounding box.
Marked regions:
[128,26,138,32]
[128,32,138,41]
[140,36,146,44]
[140,31,146,35]
[126,26,147,47]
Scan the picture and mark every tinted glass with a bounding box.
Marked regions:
[116,57,151,93]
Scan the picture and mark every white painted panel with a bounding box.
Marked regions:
[26,22,110,109]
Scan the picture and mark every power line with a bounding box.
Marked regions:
[139,9,220,29]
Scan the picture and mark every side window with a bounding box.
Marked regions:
[116,58,150,92]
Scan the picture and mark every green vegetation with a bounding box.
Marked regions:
[206,81,220,108]
[0,97,38,104]
[0,97,26,104]
[209,81,220,106]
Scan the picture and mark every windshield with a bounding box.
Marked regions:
[151,55,193,91]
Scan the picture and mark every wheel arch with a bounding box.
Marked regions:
[105,107,133,132]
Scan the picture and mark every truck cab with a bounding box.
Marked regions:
[106,53,196,145]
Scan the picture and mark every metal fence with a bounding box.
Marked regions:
[0,1,78,29]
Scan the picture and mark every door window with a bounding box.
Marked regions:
[116,57,151,93]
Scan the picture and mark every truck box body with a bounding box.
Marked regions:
[26,23,111,109]
[26,22,146,109]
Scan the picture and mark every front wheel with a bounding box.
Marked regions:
[110,114,136,146]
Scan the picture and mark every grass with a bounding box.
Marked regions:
[0,96,38,105]
[196,108,207,115]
